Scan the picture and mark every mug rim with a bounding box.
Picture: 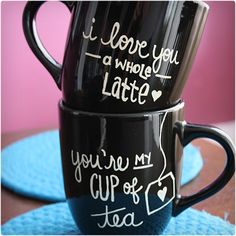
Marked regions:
[195,0,209,10]
[59,100,185,117]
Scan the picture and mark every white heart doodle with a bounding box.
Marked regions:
[151,90,162,102]
[157,186,167,202]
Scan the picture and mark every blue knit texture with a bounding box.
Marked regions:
[1,130,203,202]
[1,202,234,235]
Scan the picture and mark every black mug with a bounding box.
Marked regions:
[59,100,235,235]
[23,1,209,113]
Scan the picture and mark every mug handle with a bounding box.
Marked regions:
[173,121,235,216]
[22,1,74,89]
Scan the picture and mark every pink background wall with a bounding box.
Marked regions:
[1,1,235,134]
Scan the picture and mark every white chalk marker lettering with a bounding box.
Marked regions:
[114,58,151,80]
[82,18,97,41]
[71,150,102,183]
[123,177,143,204]
[102,55,112,66]
[90,173,119,202]
[102,72,150,105]
[152,46,179,76]
[102,149,129,172]
[133,152,153,169]
[91,205,143,228]
[101,22,149,58]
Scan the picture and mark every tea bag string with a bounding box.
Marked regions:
[157,112,168,185]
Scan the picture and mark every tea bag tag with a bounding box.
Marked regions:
[145,172,175,215]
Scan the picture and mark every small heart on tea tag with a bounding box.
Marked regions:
[151,90,162,102]
[157,186,167,202]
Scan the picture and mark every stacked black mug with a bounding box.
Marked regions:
[23,1,235,235]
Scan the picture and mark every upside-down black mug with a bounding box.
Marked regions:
[23,1,209,113]
[59,100,235,235]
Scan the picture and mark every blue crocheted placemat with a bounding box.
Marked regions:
[1,130,203,202]
[1,202,234,235]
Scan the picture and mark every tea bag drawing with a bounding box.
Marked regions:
[145,112,175,215]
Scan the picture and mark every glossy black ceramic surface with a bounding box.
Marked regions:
[59,101,235,234]
[23,1,209,113]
